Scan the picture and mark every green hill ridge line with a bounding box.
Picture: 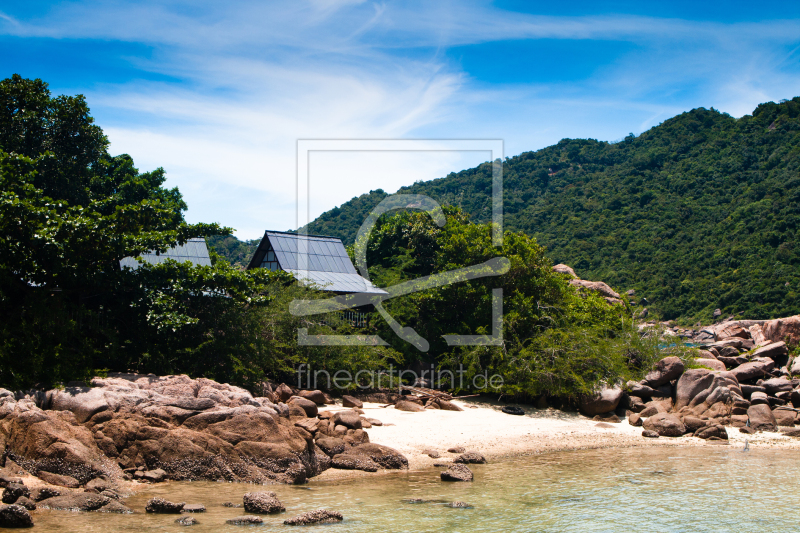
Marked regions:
[214,98,800,323]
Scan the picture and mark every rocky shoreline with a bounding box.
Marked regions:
[1,313,799,527]
[582,314,800,441]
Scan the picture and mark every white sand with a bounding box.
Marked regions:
[315,398,800,480]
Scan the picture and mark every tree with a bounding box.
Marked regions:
[0,75,248,388]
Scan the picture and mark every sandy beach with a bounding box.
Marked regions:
[314,398,800,480]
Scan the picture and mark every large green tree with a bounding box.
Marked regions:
[0,75,263,388]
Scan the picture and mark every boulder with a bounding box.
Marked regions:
[13,497,35,511]
[772,408,796,427]
[2,483,29,504]
[641,429,659,438]
[552,264,577,278]
[98,501,133,513]
[747,404,777,432]
[623,395,645,413]
[30,487,60,502]
[644,357,685,388]
[243,492,285,514]
[284,509,343,526]
[628,413,642,427]
[440,463,473,482]
[447,446,466,454]
[331,410,362,429]
[0,504,33,528]
[675,369,742,416]
[342,396,363,408]
[761,377,792,395]
[296,390,327,406]
[626,381,671,399]
[287,397,318,418]
[145,497,185,513]
[182,504,206,512]
[681,416,706,432]
[695,425,728,440]
[338,444,408,469]
[580,385,623,416]
[749,324,768,347]
[434,399,464,412]
[453,452,486,464]
[695,358,726,372]
[752,342,790,365]
[740,384,766,399]
[38,493,110,511]
[275,383,294,402]
[315,437,346,457]
[731,361,774,383]
[226,515,263,525]
[395,401,425,413]
[569,279,620,299]
[762,315,800,346]
[35,472,81,489]
[642,413,686,437]
[639,398,672,417]
[142,468,167,483]
[715,323,751,341]
[330,455,379,472]
[749,391,769,405]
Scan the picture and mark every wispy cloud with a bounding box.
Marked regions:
[3,1,800,237]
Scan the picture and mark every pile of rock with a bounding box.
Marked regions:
[0,373,408,492]
[553,264,623,305]
[582,326,800,438]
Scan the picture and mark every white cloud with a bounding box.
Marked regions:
[5,1,800,238]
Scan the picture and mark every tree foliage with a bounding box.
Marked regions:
[303,99,800,323]
[0,75,397,390]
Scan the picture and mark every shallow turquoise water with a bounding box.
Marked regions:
[18,445,800,533]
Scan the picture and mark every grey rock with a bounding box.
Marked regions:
[0,504,33,528]
[226,515,263,525]
[284,509,343,526]
[145,497,184,513]
[440,463,473,482]
[243,492,284,514]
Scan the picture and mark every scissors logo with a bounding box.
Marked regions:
[291,194,507,351]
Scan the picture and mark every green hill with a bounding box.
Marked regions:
[215,97,800,323]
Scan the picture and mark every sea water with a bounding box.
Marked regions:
[20,446,799,533]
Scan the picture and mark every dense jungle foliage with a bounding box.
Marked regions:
[0,75,395,390]
[0,74,685,400]
[302,98,800,324]
[355,205,670,397]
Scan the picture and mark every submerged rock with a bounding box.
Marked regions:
[145,497,184,513]
[175,516,197,526]
[181,504,206,513]
[226,515,263,525]
[242,492,284,514]
[446,501,473,508]
[284,509,343,526]
[441,463,473,482]
[38,493,110,511]
[453,452,486,465]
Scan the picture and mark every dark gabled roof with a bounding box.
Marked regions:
[248,230,387,295]
[119,238,211,270]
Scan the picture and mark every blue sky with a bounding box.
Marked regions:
[3,1,800,238]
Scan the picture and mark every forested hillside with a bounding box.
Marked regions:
[299,98,800,323]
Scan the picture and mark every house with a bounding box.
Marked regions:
[119,237,212,270]
[246,230,386,296]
